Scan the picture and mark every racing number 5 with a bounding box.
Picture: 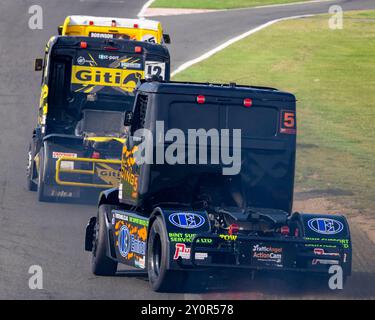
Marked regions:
[280,110,296,134]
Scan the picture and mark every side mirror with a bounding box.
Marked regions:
[57,25,63,35]
[34,58,43,71]
[163,34,171,44]
[124,111,133,126]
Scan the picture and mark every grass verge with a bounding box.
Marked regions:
[173,11,375,213]
[151,0,312,10]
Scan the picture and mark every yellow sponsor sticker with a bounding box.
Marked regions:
[71,66,144,92]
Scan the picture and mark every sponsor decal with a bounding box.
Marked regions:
[219,234,238,241]
[98,54,120,61]
[118,225,131,258]
[252,244,283,265]
[304,237,350,249]
[312,259,339,266]
[173,243,207,261]
[168,213,205,229]
[117,224,146,258]
[71,66,143,92]
[129,216,148,227]
[115,217,147,261]
[90,32,115,39]
[313,248,340,257]
[114,212,129,221]
[52,152,77,159]
[53,152,77,170]
[76,56,95,66]
[96,166,121,186]
[312,248,340,266]
[120,62,142,70]
[308,218,344,235]
[135,256,146,269]
[168,232,212,244]
[50,190,73,198]
[89,32,130,40]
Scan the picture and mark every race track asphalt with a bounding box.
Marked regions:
[0,0,374,299]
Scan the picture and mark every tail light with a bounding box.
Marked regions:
[134,23,139,28]
[80,41,88,49]
[280,225,290,236]
[196,95,205,104]
[89,21,94,26]
[92,151,100,159]
[135,46,142,53]
[228,223,239,235]
[243,98,253,108]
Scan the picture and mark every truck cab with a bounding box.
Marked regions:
[86,81,351,292]
[27,36,170,202]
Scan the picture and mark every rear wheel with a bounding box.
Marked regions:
[37,146,54,202]
[26,144,37,191]
[147,216,186,292]
[91,204,118,276]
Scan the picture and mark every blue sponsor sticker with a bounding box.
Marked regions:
[118,225,131,257]
[168,213,205,229]
[307,218,344,235]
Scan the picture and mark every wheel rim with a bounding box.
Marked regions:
[151,234,162,277]
[92,221,99,257]
[27,150,32,177]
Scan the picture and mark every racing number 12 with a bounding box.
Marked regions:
[280,110,296,134]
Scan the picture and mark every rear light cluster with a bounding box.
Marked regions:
[196,95,205,104]
[80,41,88,49]
[135,46,142,53]
[92,151,101,159]
[228,223,239,236]
[280,225,290,236]
[195,95,253,107]
[243,98,253,108]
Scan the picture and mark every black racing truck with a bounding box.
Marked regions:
[27,36,170,202]
[85,81,352,292]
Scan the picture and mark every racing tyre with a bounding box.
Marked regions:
[26,144,37,191]
[91,204,118,276]
[37,146,49,202]
[147,216,187,292]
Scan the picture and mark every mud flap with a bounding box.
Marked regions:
[299,213,352,276]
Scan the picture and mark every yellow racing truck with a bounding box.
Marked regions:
[27,34,170,202]
[58,15,171,45]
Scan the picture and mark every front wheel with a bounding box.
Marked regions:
[147,216,186,292]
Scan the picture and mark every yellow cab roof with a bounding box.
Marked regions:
[62,15,163,40]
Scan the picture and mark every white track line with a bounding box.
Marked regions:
[138,0,156,18]
[171,14,314,77]
[254,0,335,9]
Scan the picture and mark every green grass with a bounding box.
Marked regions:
[151,0,311,10]
[174,11,375,212]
